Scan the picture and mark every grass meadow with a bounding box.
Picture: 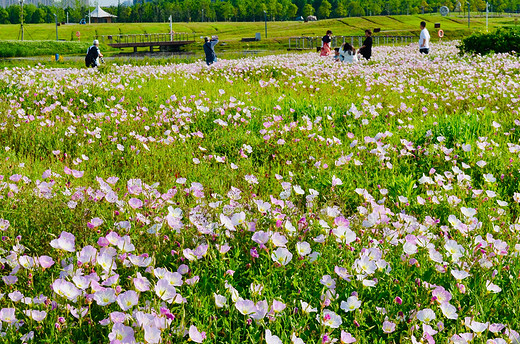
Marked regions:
[0,41,520,343]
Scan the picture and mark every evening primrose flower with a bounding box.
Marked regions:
[440,302,458,320]
[300,300,317,313]
[291,333,305,344]
[265,329,283,344]
[235,299,256,315]
[144,325,162,344]
[416,308,436,323]
[116,290,139,311]
[340,295,362,312]
[382,320,396,333]
[155,278,177,303]
[465,317,489,333]
[52,279,81,302]
[451,269,471,281]
[271,247,293,266]
[189,325,206,343]
[340,331,357,343]
[108,323,135,343]
[214,293,227,308]
[50,231,76,252]
[296,241,311,256]
[93,288,116,306]
[0,219,9,231]
[486,281,502,293]
[320,275,336,289]
[318,309,342,328]
[0,308,16,324]
[133,272,151,292]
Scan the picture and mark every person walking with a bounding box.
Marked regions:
[320,30,333,56]
[419,21,430,54]
[203,36,219,66]
[85,39,103,68]
[358,30,373,60]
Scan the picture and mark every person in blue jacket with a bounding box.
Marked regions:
[203,36,219,66]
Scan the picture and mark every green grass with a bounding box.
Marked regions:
[0,40,92,57]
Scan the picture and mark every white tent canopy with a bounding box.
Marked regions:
[89,5,117,19]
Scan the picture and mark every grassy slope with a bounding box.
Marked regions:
[0,14,514,45]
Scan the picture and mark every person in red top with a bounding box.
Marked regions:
[320,30,333,56]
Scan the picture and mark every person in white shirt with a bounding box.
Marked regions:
[340,42,358,63]
[419,21,430,54]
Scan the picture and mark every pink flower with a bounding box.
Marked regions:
[50,231,76,252]
[116,290,138,311]
[128,198,143,209]
[382,320,396,333]
[88,217,104,229]
[38,255,55,269]
[341,330,357,343]
[0,308,16,323]
[108,323,135,343]
[189,325,206,343]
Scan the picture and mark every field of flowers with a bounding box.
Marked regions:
[0,42,520,344]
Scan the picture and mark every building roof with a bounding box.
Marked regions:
[89,5,117,18]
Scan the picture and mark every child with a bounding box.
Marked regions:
[340,42,358,63]
[333,47,341,61]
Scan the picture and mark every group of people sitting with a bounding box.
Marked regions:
[320,29,373,63]
[320,21,431,63]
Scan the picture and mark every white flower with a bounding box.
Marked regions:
[340,296,362,312]
[296,241,311,256]
[440,302,458,320]
[265,329,283,344]
[271,247,293,266]
[300,300,317,313]
[332,175,343,186]
[485,280,501,293]
[483,173,496,183]
[416,308,436,323]
[214,293,227,308]
[318,309,342,328]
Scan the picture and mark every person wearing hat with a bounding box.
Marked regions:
[203,35,219,66]
[85,39,103,68]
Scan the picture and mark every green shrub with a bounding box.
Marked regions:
[0,40,93,57]
[458,27,520,55]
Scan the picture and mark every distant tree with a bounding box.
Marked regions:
[31,8,46,23]
[218,1,235,21]
[349,1,365,16]
[302,3,315,16]
[23,4,36,23]
[318,0,332,17]
[0,7,9,24]
[8,6,20,24]
[287,3,299,17]
[335,0,349,16]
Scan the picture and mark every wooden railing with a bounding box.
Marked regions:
[96,32,196,45]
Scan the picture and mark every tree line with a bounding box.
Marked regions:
[0,0,519,25]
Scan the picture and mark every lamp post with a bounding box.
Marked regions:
[486,2,489,31]
[54,13,58,41]
[467,1,470,28]
[19,0,24,41]
[263,10,267,39]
